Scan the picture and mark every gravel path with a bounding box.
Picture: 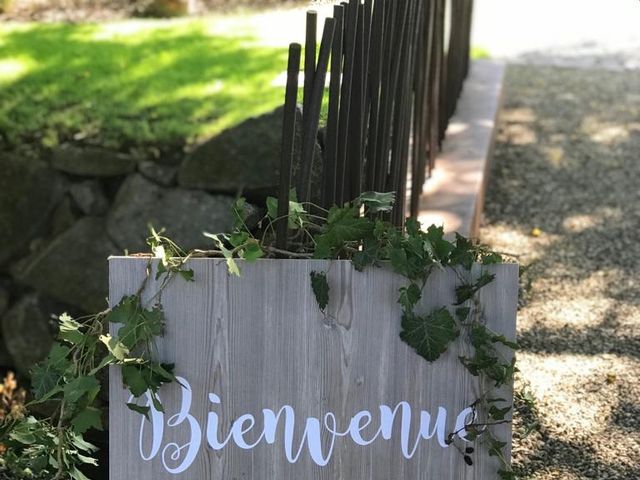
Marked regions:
[481,65,640,479]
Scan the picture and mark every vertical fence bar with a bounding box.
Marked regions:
[362,0,374,141]
[364,0,385,192]
[280,0,474,226]
[462,0,474,79]
[276,43,302,252]
[389,0,420,226]
[438,0,449,143]
[410,0,430,218]
[336,0,358,205]
[373,0,400,192]
[347,5,365,199]
[298,18,336,203]
[303,11,317,125]
[382,0,410,201]
[428,0,444,173]
[322,4,345,209]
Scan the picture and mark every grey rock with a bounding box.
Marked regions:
[0,154,66,267]
[13,217,118,313]
[107,174,258,253]
[51,196,78,236]
[0,285,8,317]
[1,294,55,375]
[0,282,12,367]
[177,106,323,200]
[51,144,136,177]
[69,180,109,215]
[138,160,178,187]
[0,336,12,367]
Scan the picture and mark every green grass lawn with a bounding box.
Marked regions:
[0,11,489,153]
[0,15,292,151]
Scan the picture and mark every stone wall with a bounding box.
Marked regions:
[0,105,322,376]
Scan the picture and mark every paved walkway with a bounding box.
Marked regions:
[472,0,640,70]
[481,64,640,479]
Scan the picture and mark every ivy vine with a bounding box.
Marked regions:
[0,231,192,480]
[200,190,518,478]
[0,192,518,479]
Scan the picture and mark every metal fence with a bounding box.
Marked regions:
[277,0,474,245]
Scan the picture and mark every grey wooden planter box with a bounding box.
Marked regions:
[109,258,518,480]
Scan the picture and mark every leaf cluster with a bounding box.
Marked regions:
[1,416,97,480]
[1,236,194,479]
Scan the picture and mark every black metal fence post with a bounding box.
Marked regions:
[278,0,475,230]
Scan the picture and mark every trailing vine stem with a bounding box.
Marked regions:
[0,230,193,480]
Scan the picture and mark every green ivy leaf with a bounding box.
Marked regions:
[389,245,412,277]
[126,402,151,419]
[121,362,175,401]
[204,233,240,276]
[240,240,264,262]
[112,303,164,350]
[30,344,72,400]
[356,191,395,213]
[498,470,517,480]
[450,233,476,270]
[398,283,422,312]
[425,225,453,262]
[9,420,38,445]
[121,365,149,397]
[75,454,99,466]
[314,206,374,258]
[232,197,248,230]
[99,334,129,361]
[489,438,508,457]
[352,249,375,271]
[482,252,503,265]
[405,217,421,236]
[69,465,92,480]
[58,313,84,345]
[178,268,195,282]
[63,376,100,405]
[455,307,471,322]
[71,406,103,434]
[266,190,307,229]
[399,308,459,362]
[351,237,383,271]
[491,334,519,350]
[310,271,329,312]
[106,296,138,325]
[455,272,495,305]
[489,405,512,421]
[229,231,250,248]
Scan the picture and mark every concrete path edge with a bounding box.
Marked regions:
[418,59,506,238]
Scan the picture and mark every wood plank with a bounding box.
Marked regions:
[109,258,517,480]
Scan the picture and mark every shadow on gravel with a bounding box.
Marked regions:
[483,65,640,479]
[516,434,640,479]
[517,325,639,360]
[515,387,640,478]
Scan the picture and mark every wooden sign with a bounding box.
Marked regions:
[109,258,518,479]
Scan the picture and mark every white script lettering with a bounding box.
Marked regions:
[130,377,474,474]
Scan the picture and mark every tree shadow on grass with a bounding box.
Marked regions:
[0,21,290,151]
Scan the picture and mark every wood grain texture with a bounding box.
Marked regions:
[109,259,518,480]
